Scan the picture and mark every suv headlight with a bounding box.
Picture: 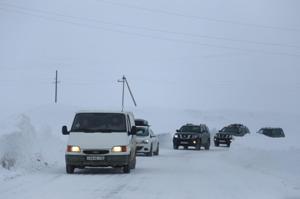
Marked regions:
[192,135,198,139]
[174,134,178,138]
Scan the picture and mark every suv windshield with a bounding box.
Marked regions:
[71,113,127,132]
[180,125,201,133]
[136,127,149,137]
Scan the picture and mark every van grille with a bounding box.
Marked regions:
[83,150,109,155]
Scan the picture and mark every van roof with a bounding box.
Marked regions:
[75,110,134,115]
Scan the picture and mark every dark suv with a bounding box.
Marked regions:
[173,124,210,150]
[257,127,285,138]
[214,124,250,147]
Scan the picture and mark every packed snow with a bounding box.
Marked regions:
[0,104,299,199]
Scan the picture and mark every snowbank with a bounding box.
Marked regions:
[0,114,64,179]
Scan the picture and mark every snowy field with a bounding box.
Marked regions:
[0,104,299,199]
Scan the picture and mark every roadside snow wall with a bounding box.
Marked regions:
[0,114,64,170]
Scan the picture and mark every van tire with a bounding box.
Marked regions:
[66,165,75,174]
[123,165,130,173]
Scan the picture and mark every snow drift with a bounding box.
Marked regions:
[0,114,64,172]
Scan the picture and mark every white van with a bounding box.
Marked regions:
[62,111,137,174]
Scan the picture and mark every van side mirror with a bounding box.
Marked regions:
[62,126,69,135]
[129,126,137,135]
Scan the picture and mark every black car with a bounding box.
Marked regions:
[214,124,250,147]
[257,127,285,138]
[221,124,250,136]
[173,123,211,150]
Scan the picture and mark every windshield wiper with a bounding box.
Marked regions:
[94,129,113,133]
[71,129,124,133]
[71,128,95,132]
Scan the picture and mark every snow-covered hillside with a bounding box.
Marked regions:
[0,105,299,198]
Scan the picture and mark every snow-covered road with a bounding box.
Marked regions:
[1,146,299,199]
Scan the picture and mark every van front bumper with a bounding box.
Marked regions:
[65,154,130,167]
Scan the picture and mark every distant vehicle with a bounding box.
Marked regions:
[173,123,210,150]
[62,111,137,174]
[218,124,250,137]
[257,127,285,138]
[136,126,159,156]
[214,132,233,147]
[135,119,149,127]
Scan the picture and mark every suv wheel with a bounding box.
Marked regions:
[214,141,219,147]
[204,141,210,150]
[173,145,178,150]
[195,140,201,150]
[66,164,75,174]
[227,143,231,147]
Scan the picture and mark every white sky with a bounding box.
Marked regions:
[0,0,299,113]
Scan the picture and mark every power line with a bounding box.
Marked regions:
[0,2,299,49]
[0,6,299,57]
[97,0,300,32]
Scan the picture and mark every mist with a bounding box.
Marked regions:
[1,0,299,114]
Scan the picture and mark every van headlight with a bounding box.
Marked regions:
[67,145,81,153]
[112,146,128,153]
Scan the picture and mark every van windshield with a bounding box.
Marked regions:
[71,113,127,132]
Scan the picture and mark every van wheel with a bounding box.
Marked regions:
[66,165,75,174]
[123,165,130,173]
[147,145,153,156]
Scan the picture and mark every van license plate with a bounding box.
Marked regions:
[86,156,104,161]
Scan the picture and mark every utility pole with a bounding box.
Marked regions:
[118,75,137,111]
[54,70,60,104]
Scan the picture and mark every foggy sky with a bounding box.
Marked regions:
[0,0,300,114]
